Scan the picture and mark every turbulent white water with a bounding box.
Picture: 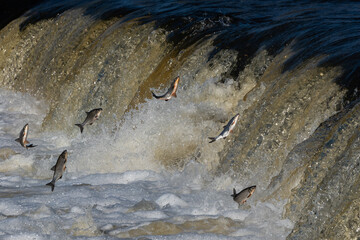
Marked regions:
[0,84,293,239]
[2,0,360,238]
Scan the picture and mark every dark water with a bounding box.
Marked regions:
[8,0,360,103]
[1,0,360,239]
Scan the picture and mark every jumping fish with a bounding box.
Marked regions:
[75,108,102,133]
[209,113,240,143]
[151,76,180,101]
[15,123,36,149]
[46,150,68,192]
[231,186,256,204]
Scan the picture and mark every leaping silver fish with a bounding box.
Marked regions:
[151,76,180,101]
[209,113,240,143]
[231,186,256,205]
[15,123,36,149]
[75,108,103,133]
[46,150,68,192]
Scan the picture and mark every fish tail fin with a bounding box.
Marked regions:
[46,181,55,192]
[26,144,36,149]
[208,137,216,143]
[75,124,84,133]
[231,188,236,197]
[151,91,160,99]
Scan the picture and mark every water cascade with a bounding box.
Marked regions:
[0,1,359,239]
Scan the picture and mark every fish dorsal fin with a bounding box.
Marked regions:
[223,125,227,128]
[86,111,90,115]
[15,138,20,143]
[232,188,236,197]
[172,92,177,98]
[51,165,56,171]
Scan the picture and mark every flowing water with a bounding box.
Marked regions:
[0,0,360,239]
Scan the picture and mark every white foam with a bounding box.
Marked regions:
[0,154,34,175]
[69,170,162,185]
[0,168,293,239]
[145,233,242,240]
[26,205,54,220]
[1,233,46,240]
[222,209,250,221]
[133,210,168,219]
[156,193,188,208]
[0,88,294,239]
[0,200,27,216]
[100,223,113,231]
[0,89,47,138]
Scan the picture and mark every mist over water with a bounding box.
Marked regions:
[0,0,360,239]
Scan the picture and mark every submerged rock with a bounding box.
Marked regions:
[127,199,159,213]
[0,148,17,161]
[285,101,360,239]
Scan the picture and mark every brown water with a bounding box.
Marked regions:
[1,1,360,239]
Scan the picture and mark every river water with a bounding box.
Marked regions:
[0,0,360,239]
